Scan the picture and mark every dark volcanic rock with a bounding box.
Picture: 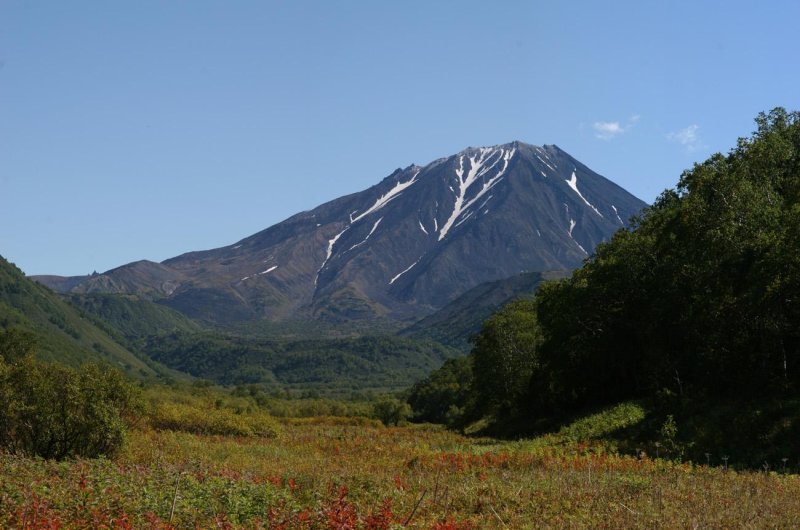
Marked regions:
[33,142,646,325]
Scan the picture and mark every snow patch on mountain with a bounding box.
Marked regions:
[316,226,349,285]
[612,204,624,225]
[566,171,603,218]
[536,154,556,172]
[347,217,383,252]
[351,172,419,224]
[389,259,420,285]
[438,148,515,241]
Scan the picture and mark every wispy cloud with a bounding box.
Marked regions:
[592,115,640,140]
[667,124,705,152]
[593,121,624,140]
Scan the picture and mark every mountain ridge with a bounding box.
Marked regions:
[33,141,647,326]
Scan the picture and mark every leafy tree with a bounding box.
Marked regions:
[532,108,800,414]
[470,299,541,417]
[406,356,472,426]
[0,328,36,362]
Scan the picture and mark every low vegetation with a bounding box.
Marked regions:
[4,420,800,528]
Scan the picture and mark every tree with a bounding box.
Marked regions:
[470,299,541,417]
[532,108,800,411]
[406,356,472,426]
[0,328,36,362]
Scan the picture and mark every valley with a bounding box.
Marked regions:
[2,110,800,528]
[3,2,798,526]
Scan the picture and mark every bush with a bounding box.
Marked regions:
[372,397,411,426]
[0,331,143,459]
[147,401,281,438]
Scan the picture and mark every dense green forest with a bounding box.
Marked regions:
[143,331,460,396]
[409,108,800,464]
[66,292,202,344]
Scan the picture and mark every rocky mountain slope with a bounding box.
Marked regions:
[35,142,646,325]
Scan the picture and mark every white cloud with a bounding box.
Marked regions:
[667,124,704,152]
[593,121,624,140]
[592,115,640,140]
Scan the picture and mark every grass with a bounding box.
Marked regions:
[3,420,800,528]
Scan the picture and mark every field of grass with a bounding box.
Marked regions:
[3,419,800,529]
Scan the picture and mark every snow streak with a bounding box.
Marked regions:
[316,170,419,288]
[567,219,588,255]
[612,205,624,225]
[565,171,603,218]
[347,217,383,252]
[389,259,420,285]
[351,172,419,224]
[536,154,556,172]
[438,148,515,241]
[315,226,349,285]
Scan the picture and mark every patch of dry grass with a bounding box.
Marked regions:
[2,422,800,528]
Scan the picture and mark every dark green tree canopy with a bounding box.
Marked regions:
[409,109,800,437]
[532,108,800,413]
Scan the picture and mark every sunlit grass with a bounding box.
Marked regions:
[3,421,800,528]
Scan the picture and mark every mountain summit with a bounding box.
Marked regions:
[36,142,647,324]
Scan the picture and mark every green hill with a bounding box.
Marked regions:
[0,255,156,378]
[401,270,569,351]
[66,292,202,344]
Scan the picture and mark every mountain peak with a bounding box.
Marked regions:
[456,140,527,154]
[34,143,647,325]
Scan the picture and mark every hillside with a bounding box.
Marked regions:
[66,292,202,344]
[0,255,156,377]
[401,270,570,350]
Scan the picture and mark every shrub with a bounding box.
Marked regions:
[147,401,281,438]
[0,334,143,459]
[372,397,411,426]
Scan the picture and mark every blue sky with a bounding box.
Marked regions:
[1,1,798,276]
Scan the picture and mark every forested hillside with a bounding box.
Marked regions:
[0,256,156,377]
[410,108,800,464]
[401,270,569,351]
[65,292,202,347]
[144,332,461,396]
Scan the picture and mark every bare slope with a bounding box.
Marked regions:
[35,142,646,325]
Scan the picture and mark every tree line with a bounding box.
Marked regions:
[409,108,800,432]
